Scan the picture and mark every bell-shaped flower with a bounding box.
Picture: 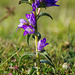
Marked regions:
[26,12,36,27]
[17,11,36,36]
[42,0,59,7]
[32,0,59,11]
[18,12,36,28]
[38,38,49,51]
[17,18,35,35]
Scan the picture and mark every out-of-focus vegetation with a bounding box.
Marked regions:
[0,0,75,75]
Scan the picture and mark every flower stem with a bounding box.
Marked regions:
[35,33,40,75]
[33,4,40,75]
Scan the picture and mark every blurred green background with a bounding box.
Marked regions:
[0,0,75,74]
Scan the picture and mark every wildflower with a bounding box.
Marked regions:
[17,24,35,36]
[18,12,35,27]
[32,0,59,11]
[17,12,35,36]
[41,0,59,7]
[26,12,36,27]
[38,38,49,51]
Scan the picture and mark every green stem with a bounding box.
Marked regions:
[33,2,40,75]
[35,33,40,75]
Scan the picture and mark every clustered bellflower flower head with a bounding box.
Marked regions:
[38,38,49,51]
[32,0,59,11]
[17,12,35,36]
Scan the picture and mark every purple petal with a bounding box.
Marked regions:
[26,14,30,19]
[23,31,28,36]
[18,19,27,27]
[44,43,49,46]
[25,25,35,34]
[25,12,35,26]
[19,19,27,23]
[32,3,36,11]
[43,38,46,43]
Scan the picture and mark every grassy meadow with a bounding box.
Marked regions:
[0,0,75,75]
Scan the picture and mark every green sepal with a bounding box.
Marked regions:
[27,34,31,45]
[40,50,55,68]
[32,32,41,41]
[37,12,53,20]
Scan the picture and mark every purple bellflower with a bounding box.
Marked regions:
[26,12,36,27]
[32,0,59,11]
[42,0,59,7]
[17,12,36,36]
[18,19,35,36]
[38,38,49,51]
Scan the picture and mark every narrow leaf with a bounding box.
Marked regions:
[37,12,53,20]
[27,34,31,45]
[19,0,30,5]
[40,60,54,67]
[40,60,50,64]
[40,50,55,68]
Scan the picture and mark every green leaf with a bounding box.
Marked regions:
[19,0,30,5]
[32,32,41,41]
[37,12,53,20]
[40,60,55,68]
[27,34,31,45]
[40,60,50,64]
[40,50,55,68]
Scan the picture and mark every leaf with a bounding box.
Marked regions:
[27,34,31,45]
[19,0,30,5]
[40,50,55,68]
[32,32,41,41]
[40,60,50,64]
[40,60,54,67]
[37,12,53,20]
